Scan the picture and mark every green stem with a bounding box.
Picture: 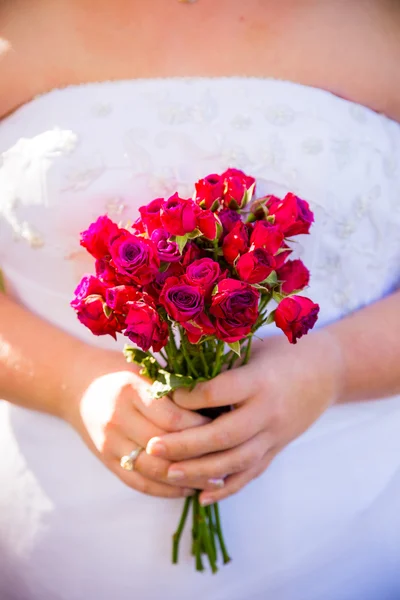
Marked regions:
[172,497,192,564]
[211,340,224,378]
[193,495,204,571]
[198,505,218,574]
[179,328,200,378]
[199,346,210,378]
[213,503,231,564]
[205,505,217,563]
[242,335,253,366]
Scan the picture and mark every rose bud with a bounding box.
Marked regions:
[151,228,181,262]
[125,301,169,352]
[210,279,260,342]
[80,215,121,259]
[195,174,224,210]
[105,285,143,314]
[250,221,284,255]
[219,209,242,239]
[184,258,221,297]
[160,277,204,323]
[71,276,122,339]
[196,208,218,240]
[222,222,249,264]
[274,242,293,269]
[275,296,320,344]
[221,168,256,209]
[138,198,164,235]
[181,312,216,344]
[236,249,276,284]
[277,259,310,295]
[110,230,159,285]
[267,193,314,237]
[160,193,198,236]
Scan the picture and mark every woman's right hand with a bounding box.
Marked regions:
[64,344,211,498]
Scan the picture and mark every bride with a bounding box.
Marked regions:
[1,1,400,599]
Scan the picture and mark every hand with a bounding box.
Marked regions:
[145,331,343,505]
[64,345,220,498]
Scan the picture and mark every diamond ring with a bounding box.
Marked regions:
[120,447,143,471]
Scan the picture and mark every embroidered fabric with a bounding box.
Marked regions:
[0,78,400,600]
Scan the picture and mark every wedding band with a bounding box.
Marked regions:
[120,447,143,471]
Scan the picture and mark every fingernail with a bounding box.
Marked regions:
[208,478,225,488]
[168,469,185,481]
[146,439,166,457]
[183,489,196,497]
[200,496,213,507]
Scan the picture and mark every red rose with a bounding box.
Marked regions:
[105,285,143,313]
[160,193,197,236]
[145,263,184,303]
[236,249,276,284]
[195,174,224,210]
[184,258,221,297]
[181,312,216,344]
[277,260,310,294]
[151,228,181,263]
[160,277,204,323]
[274,243,293,269]
[196,208,218,240]
[210,279,260,342]
[71,276,122,339]
[138,198,164,235]
[222,222,249,264]
[275,296,319,344]
[250,222,284,255]
[181,242,204,267]
[267,193,314,237]
[219,209,242,239]
[124,301,169,352]
[80,215,121,259]
[110,230,159,285]
[221,168,256,209]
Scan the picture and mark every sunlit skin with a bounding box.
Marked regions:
[0,0,400,501]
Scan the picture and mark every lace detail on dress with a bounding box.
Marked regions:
[0,77,399,342]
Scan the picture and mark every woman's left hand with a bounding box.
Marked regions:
[146,330,343,505]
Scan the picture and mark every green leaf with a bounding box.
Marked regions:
[275,246,291,256]
[228,341,241,357]
[159,261,171,273]
[175,234,189,254]
[272,291,285,303]
[210,199,220,212]
[0,268,6,293]
[187,228,202,240]
[265,310,276,324]
[240,182,256,208]
[150,370,195,399]
[123,345,160,380]
[103,303,113,318]
[263,271,278,286]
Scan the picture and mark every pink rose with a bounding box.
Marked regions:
[105,285,143,313]
[210,279,260,342]
[195,174,224,210]
[182,242,204,267]
[219,209,242,239]
[151,228,181,263]
[138,198,164,235]
[277,260,310,294]
[160,193,198,236]
[160,277,204,323]
[222,222,249,264]
[275,296,319,344]
[110,230,159,285]
[181,312,216,344]
[144,263,184,303]
[250,222,284,255]
[221,168,256,209]
[80,215,121,259]
[236,249,276,284]
[184,258,221,297]
[196,209,218,240]
[71,275,122,339]
[124,301,169,352]
[267,193,314,237]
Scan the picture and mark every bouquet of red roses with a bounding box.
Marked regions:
[71,168,319,573]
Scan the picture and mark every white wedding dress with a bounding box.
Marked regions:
[0,78,400,600]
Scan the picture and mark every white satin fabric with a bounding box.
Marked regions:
[0,78,400,600]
